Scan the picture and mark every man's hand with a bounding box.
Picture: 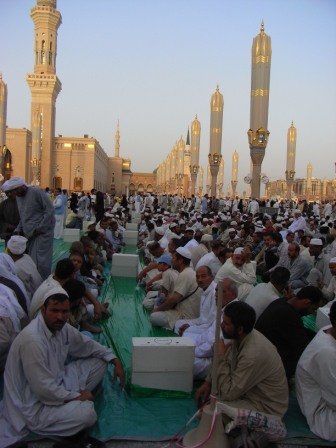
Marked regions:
[94,302,109,321]
[178,324,190,336]
[195,381,211,409]
[76,390,94,402]
[214,339,228,355]
[112,358,125,388]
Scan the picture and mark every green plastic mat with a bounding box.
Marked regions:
[90,275,198,441]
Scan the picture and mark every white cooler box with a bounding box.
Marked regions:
[111,253,139,277]
[63,228,81,242]
[131,212,141,223]
[132,337,195,392]
[123,230,138,246]
[316,306,331,330]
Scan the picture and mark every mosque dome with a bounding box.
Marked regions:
[211,86,223,110]
[252,21,272,60]
[191,115,201,134]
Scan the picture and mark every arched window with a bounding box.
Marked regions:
[129,183,135,195]
[138,183,144,192]
[147,184,153,193]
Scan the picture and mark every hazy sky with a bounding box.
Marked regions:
[1,0,336,193]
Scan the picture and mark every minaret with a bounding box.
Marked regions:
[198,166,204,196]
[114,121,120,157]
[306,162,313,199]
[285,121,297,199]
[209,86,223,197]
[190,115,201,196]
[231,150,239,196]
[0,73,7,179]
[177,136,185,195]
[26,0,62,187]
[248,21,272,198]
[183,128,191,196]
[0,73,7,148]
[208,86,224,196]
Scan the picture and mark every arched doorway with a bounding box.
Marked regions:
[138,183,144,193]
[129,183,135,195]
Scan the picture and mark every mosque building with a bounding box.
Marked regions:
[0,0,155,196]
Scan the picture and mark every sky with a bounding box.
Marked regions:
[1,0,336,194]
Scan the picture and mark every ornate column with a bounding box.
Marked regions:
[206,164,211,195]
[0,73,8,180]
[231,150,239,197]
[190,115,201,196]
[306,162,313,200]
[209,86,223,197]
[217,158,224,197]
[285,121,296,199]
[248,21,272,198]
[198,166,204,196]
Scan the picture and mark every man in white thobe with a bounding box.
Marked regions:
[215,248,256,300]
[195,240,223,276]
[0,288,124,448]
[1,177,55,280]
[245,267,290,318]
[174,266,216,336]
[6,235,43,300]
[296,302,336,442]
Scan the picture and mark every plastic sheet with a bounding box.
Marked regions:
[90,275,198,441]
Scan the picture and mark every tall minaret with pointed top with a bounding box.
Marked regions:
[248,21,272,198]
[114,121,120,157]
[306,161,313,199]
[26,0,62,187]
[209,85,223,197]
[285,121,297,199]
[0,73,7,149]
[190,115,200,196]
[231,150,239,196]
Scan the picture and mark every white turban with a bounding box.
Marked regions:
[7,235,28,255]
[234,247,244,255]
[1,176,27,192]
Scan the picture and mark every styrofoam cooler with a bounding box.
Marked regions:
[111,253,139,277]
[123,230,138,245]
[63,228,81,242]
[131,211,141,223]
[316,305,331,330]
[132,337,195,392]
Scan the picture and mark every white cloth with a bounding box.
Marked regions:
[296,328,336,442]
[14,254,43,300]
[288,216,307,233]
[215,258,256,300]
[0,313,116,447]
[174,281,217,334]
[29,275,60,319]
[54,214,64,239]
[0,253,30,311]
[245,282,281,319]
[195,251,222,276]
[184,238,199,251]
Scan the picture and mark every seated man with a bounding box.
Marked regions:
[322,257,336,301]
[296,302,336,442]
[272,242,312,289]
[245,267,290,318]
[0,288,124,448]
[256,286,324,379]
[0,284,28,372]
[6,234,43,299]
[185,278,238,379]
[150,247,201,330]
[215,247,256,300]
[195,240,224,276]
[196,301,288,423]
[142,254,178,310]
[174,265,217,336]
